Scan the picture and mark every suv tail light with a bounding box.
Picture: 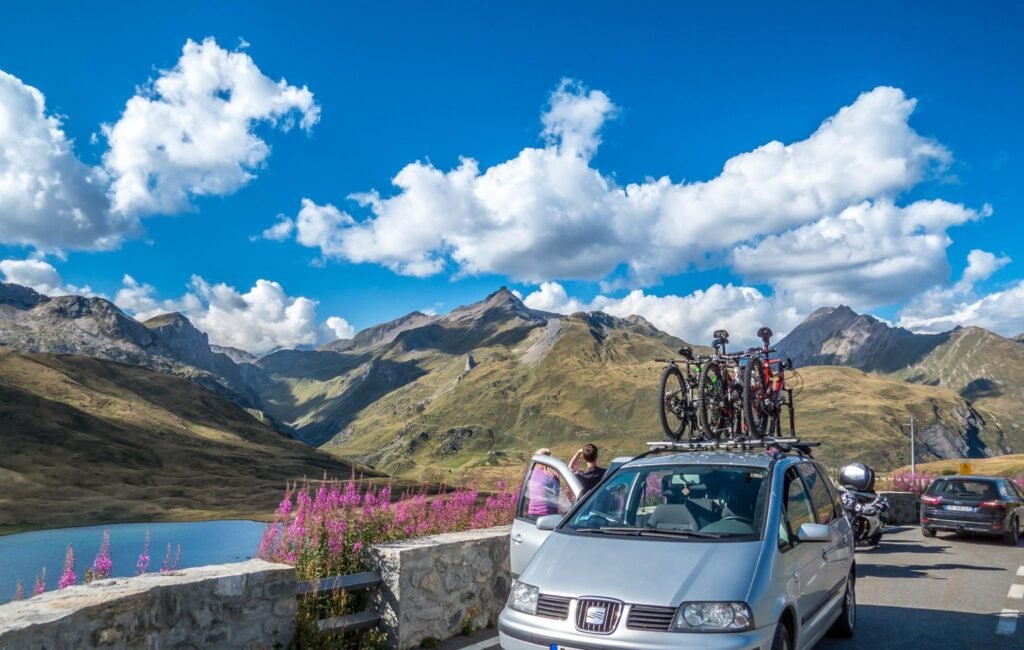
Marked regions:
[980,500,1006,509]
[920,494,941,505]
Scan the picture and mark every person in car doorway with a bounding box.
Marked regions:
[569,443,606,496]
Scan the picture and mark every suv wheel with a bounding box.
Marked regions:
[771,619,792,650]
[921,526,936,538]
[1004,517,1020,546]
[827,576,856,638]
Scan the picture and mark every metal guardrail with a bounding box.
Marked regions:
[295,570,383,633]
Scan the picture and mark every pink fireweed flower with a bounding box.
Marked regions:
[136,529,151,575]
[14,580,24,601]
[92,529,112,580]
[57,545,76,590]
[160,543,173,573]
[33,567,46,596]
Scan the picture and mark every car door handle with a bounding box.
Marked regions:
[512,533,524,544]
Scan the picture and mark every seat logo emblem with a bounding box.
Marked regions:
[585,606,607,625]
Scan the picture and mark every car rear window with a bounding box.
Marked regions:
[929,479,999,499]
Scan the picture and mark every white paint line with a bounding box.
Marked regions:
[1009,584,1024,600]
[996,609,1019,636]
[1017,565,1024,577]
[458,636,499,650]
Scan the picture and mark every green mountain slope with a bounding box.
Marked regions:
[0,350,378,532]
[253,290,999,481]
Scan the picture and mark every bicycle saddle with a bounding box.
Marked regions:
[713,329,729,342]
[757,326,773,342]
[678,346,694,360]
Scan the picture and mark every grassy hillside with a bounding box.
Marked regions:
[0,350,382,532]
[893,326,1024,453]
[890,455,1024,478]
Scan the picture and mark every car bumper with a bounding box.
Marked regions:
[922,515,1004,534]
[498,607,776,650]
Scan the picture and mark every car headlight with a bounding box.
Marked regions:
[507,580,539,615]
[673,602,753,632]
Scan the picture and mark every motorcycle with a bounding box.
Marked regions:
[838,462,890,547]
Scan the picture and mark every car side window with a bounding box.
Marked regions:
[516,462,573,522]
[1011,481,1024,501]
[784,468,816,533]
[797,463,836,524]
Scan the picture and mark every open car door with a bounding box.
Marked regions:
[510,454,583,577]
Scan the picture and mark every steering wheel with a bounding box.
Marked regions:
[718,515,754,524]
[584,512,618,525]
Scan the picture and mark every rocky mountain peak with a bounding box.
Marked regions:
[0,282,49,309]
[777,304,947,372]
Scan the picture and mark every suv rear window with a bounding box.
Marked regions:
[928,479,999,499]
[563,464,769,541]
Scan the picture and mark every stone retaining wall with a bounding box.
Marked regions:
[370,526,511,650]
[0,560,296,650]
[880,491,919,525]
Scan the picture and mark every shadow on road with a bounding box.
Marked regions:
[857,562,1004,580]
[859,540,950,555]
[819,605,1019,649]
[938,532,1023,548]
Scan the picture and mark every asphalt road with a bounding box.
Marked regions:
[443,526,1024,650]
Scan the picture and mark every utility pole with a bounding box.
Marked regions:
[902,416,915,475]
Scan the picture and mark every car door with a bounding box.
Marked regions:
[779,466,829,641]
[797,463,850,600]
[510,455,583,577]
[1003,480,1024,525]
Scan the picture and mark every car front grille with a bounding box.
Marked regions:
[575,598,623,634]
[536,594,571,620]
[626,604,676,631]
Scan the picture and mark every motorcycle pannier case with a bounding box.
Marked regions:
[839,463,875,491]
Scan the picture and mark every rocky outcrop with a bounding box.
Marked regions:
[777,306,949,372]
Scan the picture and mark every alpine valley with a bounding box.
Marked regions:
[3,283,1022,528]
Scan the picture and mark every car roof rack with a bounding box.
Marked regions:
[643,437,821,459]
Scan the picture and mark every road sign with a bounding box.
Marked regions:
[959,462,972,475]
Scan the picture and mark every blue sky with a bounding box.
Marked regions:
[1,1,1022,352]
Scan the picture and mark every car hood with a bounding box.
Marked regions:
[519,530,761,606]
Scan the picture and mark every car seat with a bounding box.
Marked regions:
[647,504,698,531]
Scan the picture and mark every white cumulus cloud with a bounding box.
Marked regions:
[103,37,320,215]
[0,258,94,296]
[324,316,355,340]
[115,274,350,355]
[523,281,803,348]
[0,71,129,250]
[273,83,960,298]
[0,38,317,252]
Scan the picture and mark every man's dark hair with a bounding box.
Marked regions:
[582,443,599,463]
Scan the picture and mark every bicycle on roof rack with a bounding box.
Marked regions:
[655,329,756,442]
[742,327,801,438]
[653,345,705,442]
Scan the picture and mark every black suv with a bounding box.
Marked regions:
[920,476,1024,545]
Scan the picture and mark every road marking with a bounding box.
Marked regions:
[459,636,499,650]
[1009,584,1024,599]
[996,609,1019,636]
[1017,565,1024,577]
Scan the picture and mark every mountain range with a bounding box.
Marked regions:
[3,282,1023,527]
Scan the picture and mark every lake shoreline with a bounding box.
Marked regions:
[0,512,272,538]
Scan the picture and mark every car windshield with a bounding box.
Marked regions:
[564,463,769,540]
[930,479,999,499]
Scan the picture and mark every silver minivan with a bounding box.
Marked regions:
[500,448,856,650]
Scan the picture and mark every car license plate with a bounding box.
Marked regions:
[944,505,974,512]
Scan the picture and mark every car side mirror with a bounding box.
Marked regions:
[796,523,832,543]
[536,514,563,531]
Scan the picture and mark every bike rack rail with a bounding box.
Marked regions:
[644,437,820,457]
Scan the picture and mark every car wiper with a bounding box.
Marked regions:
[579,526,720,539]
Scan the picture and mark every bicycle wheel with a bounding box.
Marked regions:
[696,361,728,440]
[743,356,769,438]
[658,366,689,441]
